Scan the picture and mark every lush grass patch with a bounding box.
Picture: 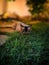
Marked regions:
[0,22,49,65]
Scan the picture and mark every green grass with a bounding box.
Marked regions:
[0,22,49,65]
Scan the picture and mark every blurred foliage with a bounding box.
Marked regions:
[0,22,49,65]
[26,0,47,14]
